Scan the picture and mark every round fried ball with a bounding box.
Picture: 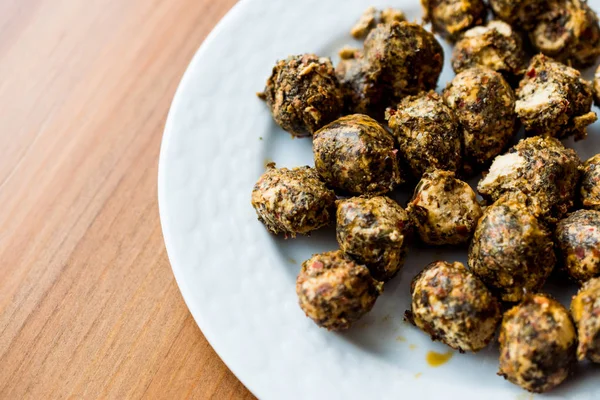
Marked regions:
[313,114,403,195]
[251,164,336,237]
[581,154,600,210]
[421,0,487,41]
[488,0,549,30]
[452,20,527,79]
[262,54,343,137]
[571,277,600,363]
[556,210,600,283]
[336,196,411,282]
[443,67,517,172]
[406,261,501,352]
[468,193,556,302]
[386,91,462,179]
[499,294,577,393]
[408,170,483,246]
[530,0,600,68]
[296,250,383,331]
[516,54,597,141]
[363,21,444,112]
[478,136,581,224]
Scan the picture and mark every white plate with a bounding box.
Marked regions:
[158,0,600,398]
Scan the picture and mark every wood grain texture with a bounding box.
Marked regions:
[0,0,255,398]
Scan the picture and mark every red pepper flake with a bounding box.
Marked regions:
[527,68,536,78]
[312,261,324,270]
[575,247,586,260]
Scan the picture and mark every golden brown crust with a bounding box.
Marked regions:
[313,114,403,195]
[296,250,383,330]
[336,196,412,282]
[499,294,577,393]
[406,261,501,352]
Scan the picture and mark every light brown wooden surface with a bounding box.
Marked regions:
[0,0,255,398]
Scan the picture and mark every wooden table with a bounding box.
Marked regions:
[0,0,254,398]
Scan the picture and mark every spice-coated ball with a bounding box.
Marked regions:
[571,277,600,363]
[443,67,517,172]
[499,294,577,393]
[336,196,411,282]
[515,54,596,141]
[556,210,600,283]
[313,114,403,195]
[407,170,483,246]
[296,250,383,331]
[386,91,462,179]
[421,0,487,41]
[406,261,501,352]
[452,20,527,79]
[251,164,336,237]
[468,193,556,302]
[581,154,600,210]
[262,54,343,137]
[478,136,581,224]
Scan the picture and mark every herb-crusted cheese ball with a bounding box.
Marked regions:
[421,0,487,41]
[468,193,556,302]
[556,210,600,283]
[365,22,444,109]
[406,261,501,352]
[296,250,383,330]
[452,20,527,79]
[443,67,517,172]
[408,170,483,245]
[313,114,402,195]
[516,54,596,141]
[531,0,600,68]
[571,277,600,363]
[478,136,581,224]
[262,54,343,137]
[581,154,600,210]
[499,294,577,393]
[488,0,548,30]
[251,164,336,237]
[386,91,462,179]
[336,196,411,282]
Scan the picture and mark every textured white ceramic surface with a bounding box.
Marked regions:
[158,0,600,398]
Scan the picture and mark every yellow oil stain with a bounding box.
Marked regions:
[516,394,534,400]
[381,314,392,323]
[358,321,371,328]
[287,257,297,264]
[395,335,406,342]
[426,350,454,367]
[264,159,274,168]
[409,344,417,351]
[414,372,422,379]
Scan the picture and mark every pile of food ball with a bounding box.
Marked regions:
[252,0,600,394]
